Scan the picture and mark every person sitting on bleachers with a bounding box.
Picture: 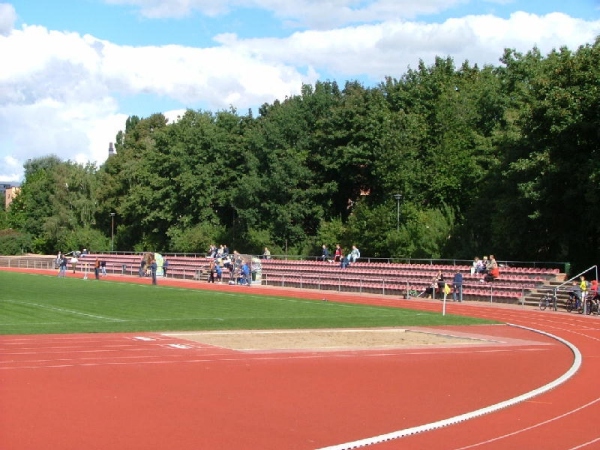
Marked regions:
[479,256,489,275]
[471,257,481,275]
[334,244,343,262]
[321,245,331,262]
[348,245,360,263]
[483,255,500,282]
[421,271,444,298]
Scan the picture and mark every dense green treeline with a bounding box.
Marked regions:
[2,39,599,272]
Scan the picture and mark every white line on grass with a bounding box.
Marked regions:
[2,299,124,322]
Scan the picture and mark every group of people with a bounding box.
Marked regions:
[56,250,108,279]
[208,244,230,259]
[569,275,599,310]
[421,270,464,302]
[93,258,107,279]
[321,244,361,268]
[471,255,500,282]
[138,253,159,284]
[207,246,252,286]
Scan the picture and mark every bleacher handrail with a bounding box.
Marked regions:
[93,251,567,273]
[553,265,598,294]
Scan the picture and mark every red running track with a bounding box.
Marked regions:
[1,268,599,449]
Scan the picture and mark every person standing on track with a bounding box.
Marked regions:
[580,275,588,305]
[208,259,216,283]
[150,258,158,285]
[58,255,67,277]
[94,258,101,280]
[452,270,463,302]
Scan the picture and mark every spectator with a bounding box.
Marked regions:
[570,281,582,309]
[208,259,216,283]
[215,260,223,283]
[580,276,588,305]
[208,244,217,258]
[471,257,480,275]
[240,261,251,285]
[163,258,169,277]
[70,255,78,274]
[483,255,499,282]
[139,255,146,277]
[479,256,489,275]
[321,245,330,262]
[100,260,107,276]
[348,245,360,263]
[422,271,443,299]
[452,271,463,302]
[334,244,343,262]
[150,258,158,285]
[263,247,271,259]
[436,270,446,295]
[222,255,233,273]
[94,258,101,280]
[589,279,599,308]
[590,279,598,297]
[58,256,67,277]
[340,254,350,269]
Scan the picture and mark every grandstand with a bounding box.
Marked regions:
[0,253,566,307]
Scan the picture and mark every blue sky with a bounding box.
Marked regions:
[1,0,599,182]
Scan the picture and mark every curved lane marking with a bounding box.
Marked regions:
[316,323,582,450]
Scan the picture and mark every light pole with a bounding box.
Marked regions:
[110,213,115,252]
[393,194,402,232]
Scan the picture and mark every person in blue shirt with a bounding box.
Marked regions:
[321,245,330,262]
[240,261,251,285]
[150,258,158,285]
[452,271,463,302]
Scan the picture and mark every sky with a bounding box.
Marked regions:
[1,1,599,182]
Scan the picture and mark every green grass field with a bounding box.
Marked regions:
[0,272,497,335]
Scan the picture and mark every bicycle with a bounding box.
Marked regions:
[565,292,584,314]
[586,296,599,315]
[539,293,557,311]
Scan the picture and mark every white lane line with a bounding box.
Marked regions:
[454,396,600,449]
[315,323,582,450]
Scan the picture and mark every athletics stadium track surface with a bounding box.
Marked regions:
[1,267,599,450]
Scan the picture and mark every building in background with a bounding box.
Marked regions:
[0,183,21,209]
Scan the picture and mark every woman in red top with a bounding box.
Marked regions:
[334,244,343,262]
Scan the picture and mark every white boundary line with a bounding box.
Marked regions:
[3,299,124,322]
[315,323,582,450]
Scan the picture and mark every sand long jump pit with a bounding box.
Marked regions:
[164,328,501,352]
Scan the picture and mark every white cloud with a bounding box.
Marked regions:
[0,3,16,36]
[214,12,600,80]
[100,41,312,108]
[1,4,599,182]
[0,155,21,181]
[105,0,469,27]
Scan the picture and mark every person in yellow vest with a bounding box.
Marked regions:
[580,275,588,305]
